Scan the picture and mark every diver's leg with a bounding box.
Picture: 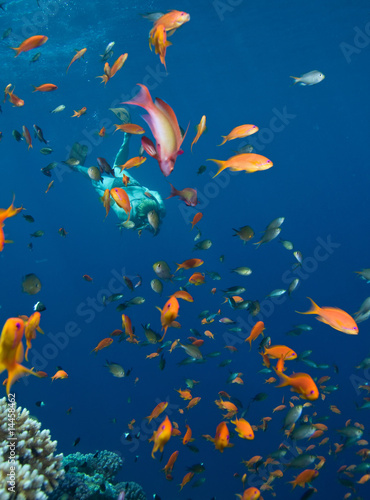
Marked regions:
[113,132,130,171]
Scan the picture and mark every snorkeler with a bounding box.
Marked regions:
[70,108,165,235]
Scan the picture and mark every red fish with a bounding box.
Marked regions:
[124,84,185,176]
[167,184,198,206]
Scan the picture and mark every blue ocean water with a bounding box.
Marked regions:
[1,0,370,498]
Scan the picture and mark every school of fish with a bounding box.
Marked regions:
[0,6,369,500]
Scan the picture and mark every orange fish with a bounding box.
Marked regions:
[191,115,207,152]
[186,396,201,410]
[23,312,44,361]
[91,338,113,354]
[0,318,43,394]
[236,487,262,500]
[22,125,32,149]
[218,124,259,146]
[297,297,359,335]
[150,10,190,35]
[149,24,171,70]
[82,274,93,282]
[96,62,111,84]
[71,107,87,117]
[179,471,194,490]
[263,345,297,360]
[101,188,111,218]
[110,187,131,221]
[191,212,203,229]
[171,290,194,302]
[118,156,147,171]
[45,180,54,194]
[110,53,128,78]
[188,272,205,285]
[7,87,24,107]
[156,296,179,341]
[0,196,23,252]
[206,421,234,452]
[176,388,192,400]
[11,35,48,57]
[32,84,58,92]
[122,174,130,186]
[51,369,68,381]
[150,415,172,458]
[175,258,204,272]
[98,127,106,137]
[114,123,145,134]
[245,321,265,349]
[208,153,273,178]
[121,314,135,341]
[124,84,185,177]
[231,418,254,440]
[66,48,87,73]
[289,469,319,489]
[182,424,195,445]
[163,450,179,474]
[274,368,319,401]
[146,401,168,423]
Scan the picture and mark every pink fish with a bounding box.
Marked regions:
[123,84,185,176]
[167,183,198,206]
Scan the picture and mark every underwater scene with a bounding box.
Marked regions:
[0,0,370,499]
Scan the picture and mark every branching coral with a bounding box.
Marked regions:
[0,397,64,499]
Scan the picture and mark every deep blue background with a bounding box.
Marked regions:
[1,0,370,498]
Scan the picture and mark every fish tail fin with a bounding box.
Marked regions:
[166,183,179,200]
[6,364,41,394]
[273,367,291,388]
[207,159,227,178]
[218,136,227,146]
[288,480,297,490]
[289,76,300,86]
[32,86,37,92]
[10,47,19,57]
[123,83,153,109]
[296,297,321,315]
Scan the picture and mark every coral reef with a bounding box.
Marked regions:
[48,451,146,500]
[0,397,64,499]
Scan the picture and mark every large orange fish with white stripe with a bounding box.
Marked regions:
[124,84,185,176]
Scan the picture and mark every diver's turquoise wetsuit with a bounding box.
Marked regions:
[72,132,166,234]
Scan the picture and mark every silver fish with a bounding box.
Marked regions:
[290,70,325,86]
